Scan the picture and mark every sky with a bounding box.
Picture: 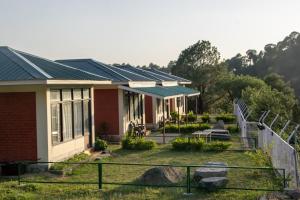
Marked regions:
[1,0,300,67]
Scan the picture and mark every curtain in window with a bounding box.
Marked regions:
[134,94,139,120]
[62,102,73,140]
[51,104,60,143]
[130,95,134,121]
[74,101,83,137]
[83,101,90,134]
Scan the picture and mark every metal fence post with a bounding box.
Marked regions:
[185,166,191,195]
[98,161,103,190]
[283,169,286,189]
[17,163,21,185]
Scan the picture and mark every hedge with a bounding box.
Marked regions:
[215,114,236,123]
[121,137,156,150]
[226,125,239,134]
[172,138,231,151]
[163,123,211,133]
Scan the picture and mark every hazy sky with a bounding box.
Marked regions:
[1,0,300,66]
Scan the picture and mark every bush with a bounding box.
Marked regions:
[215,114,236,123]
[164,123,211,134]
[172,138,231,151]
[187,111,197,122]
[170,111,179,120]
[201,114,210,123]
[121,137,156,150]
[203,141,231,151]
[94,138,108,151]
[172,138,204,151]
[226,125,239,134]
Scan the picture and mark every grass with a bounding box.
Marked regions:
[0,143,281,200]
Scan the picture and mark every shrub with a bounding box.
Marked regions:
[201,114,210,123]
[94,138,108,151]
[226,125,239,134]
[187,111,197,122]
[245,149,272,167]
[215,114,236,123]
[172,138,205,151]
[203,141,231,151]
[164,123,211,134]
[170,111,179,120]
[172,138,230,151]
[121,137,156,150]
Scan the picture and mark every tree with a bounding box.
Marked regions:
[242,86,296,121]
[171,40,225,113]
[216,74,267,102]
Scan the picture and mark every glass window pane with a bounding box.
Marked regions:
[62,89,72,100]
[62,102,73,140]
[83,101,90,134]
[73,89,82,100]
[51,104,60,143]
[74,101,83,137]
[83,89,90,99]
[50,90,60,101]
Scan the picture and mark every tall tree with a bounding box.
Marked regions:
[171,40,225,113]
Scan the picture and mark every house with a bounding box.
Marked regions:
[0,47,111,166]
[0,46,199,171]
[116,65,199,129]
[56,59,189,140]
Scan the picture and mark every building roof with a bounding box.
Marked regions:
[117,65,176,81]
[56,59,154,83]
[163,86,200,96]
[0,46,109,82]
[119,85,184,99]
[144,68,191,83]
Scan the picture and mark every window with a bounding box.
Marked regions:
[50,88,91,145]
[83,101,90,134]
[51,104,60,144]
[157,99,162,113]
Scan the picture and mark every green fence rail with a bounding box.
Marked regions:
[5,161,286,194]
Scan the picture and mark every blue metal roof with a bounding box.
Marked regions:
[145,68,191,83]
[164,86,199,96]
[56,59,154,82]
[121,85,183,99]
[117,65,176,81]
[0,46,109,81]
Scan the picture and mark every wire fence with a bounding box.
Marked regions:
[234,99,299,188]
[3,161,286,193]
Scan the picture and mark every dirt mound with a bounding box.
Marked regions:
[139,167,184,185]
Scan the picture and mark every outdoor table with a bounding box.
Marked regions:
[192,130,212,142]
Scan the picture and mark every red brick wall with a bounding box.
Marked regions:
[94,89,119,137]
[145,95,153,123]
[0,92,37,162]
[170,98,175,112]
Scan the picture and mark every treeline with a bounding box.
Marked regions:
[114,32,300,123]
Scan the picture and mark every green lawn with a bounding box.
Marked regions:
[0,144,281,200]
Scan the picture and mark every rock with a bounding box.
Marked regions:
[199,177,228,191]
[286,189,300,199]
[204,162,228,167]
[139,167,184,185]
[193,162,228,182]
[213,120,225,129]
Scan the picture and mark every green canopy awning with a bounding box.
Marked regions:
[119,85,184,99]
[164,86,200,97]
